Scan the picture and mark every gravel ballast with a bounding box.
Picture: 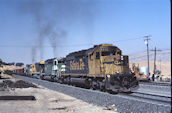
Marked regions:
[14,75,171,113]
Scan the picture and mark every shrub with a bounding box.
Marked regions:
[4,70,13,75]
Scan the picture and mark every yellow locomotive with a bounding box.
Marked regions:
[60,44,139,92]
[31,61,44,76]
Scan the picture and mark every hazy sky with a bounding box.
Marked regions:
[0,0,171,64]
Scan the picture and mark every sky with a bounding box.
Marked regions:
[0,0,171,64]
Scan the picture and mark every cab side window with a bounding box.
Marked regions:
[54,61,57,65]
[96,52,100,59]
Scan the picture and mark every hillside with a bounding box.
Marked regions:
[129,50,171,78]
[129,61,171,77]
[129,50,170,62]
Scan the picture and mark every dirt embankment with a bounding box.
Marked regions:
[0,65,24,78]
[0,65,23,71]
[0,79,116,113]
[0,80,37,90]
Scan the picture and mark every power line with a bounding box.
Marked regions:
[112,37,143,43]
[0,37,145,48]
[129,53,155,60]
[129,49,170,55]
[0,44,93,48]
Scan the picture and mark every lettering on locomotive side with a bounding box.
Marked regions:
[70,58,85,70]
[79,59,85,70]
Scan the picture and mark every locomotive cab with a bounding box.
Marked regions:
[88,44,129,75]
[41,58,66,81]
[88,44,138,92]
[52,59,58,76]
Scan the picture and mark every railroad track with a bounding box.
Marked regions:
[13,75,171,112]
[139,81,171,86]
[14,75,171,104]
[125,92,171,105]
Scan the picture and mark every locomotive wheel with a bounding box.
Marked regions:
[122,77,130,89]
[40,75,45,80]
[100,86,105,92]
[91,80,97,90]
[51,76,55,82]
[107,90,118,94]
[99,81,105,92]
[58,78,63,84]
[66,77,71,85]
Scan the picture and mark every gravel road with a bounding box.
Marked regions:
[14,75,171,113]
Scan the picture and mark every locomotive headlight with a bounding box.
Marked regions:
[107,75,110,78]
[121,56,124,60]
[116,70,119,73]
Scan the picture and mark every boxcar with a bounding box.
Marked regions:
[15,68,25,75]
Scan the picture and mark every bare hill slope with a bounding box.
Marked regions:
[129,50,171,77]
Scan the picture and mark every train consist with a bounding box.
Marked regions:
[15,44,139,93]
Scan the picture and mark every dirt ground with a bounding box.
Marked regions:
[0,79,117,113]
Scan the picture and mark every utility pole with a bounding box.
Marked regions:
[160,59,161,72]
[144,35,151,77]
[150,47,161,75]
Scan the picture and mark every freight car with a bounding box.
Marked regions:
[58,44,139,92]
[15,68,25,75]
[40,58,65,81]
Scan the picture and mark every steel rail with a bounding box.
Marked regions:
[139,82,171,86]
[131,92,171,98]
[119,92,171,105]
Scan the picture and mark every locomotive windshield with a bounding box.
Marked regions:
[54,61,57,65]
[101,51,115,56]
[101,46,121,56]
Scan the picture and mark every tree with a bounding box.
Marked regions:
[0,58,2,67]
[15,62,24,67]
[0,58,2,64]
[7,62,15,65]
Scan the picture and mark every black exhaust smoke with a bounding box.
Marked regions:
[16,0,97,62]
